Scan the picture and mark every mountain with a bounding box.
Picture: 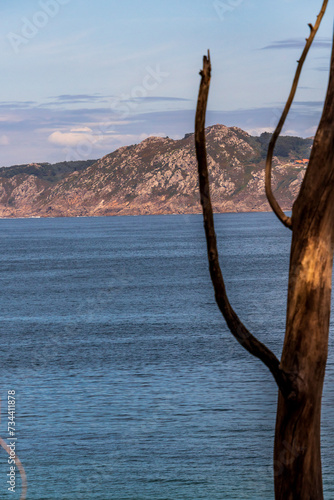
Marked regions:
[0,125,312,218]
[0,159,96,184]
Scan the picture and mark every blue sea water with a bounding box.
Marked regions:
[0,213,333,499]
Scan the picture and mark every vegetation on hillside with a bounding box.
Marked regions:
[0,160,97,184]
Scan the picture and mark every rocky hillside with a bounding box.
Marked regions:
[0,125,312,218]
[0,159,96,184]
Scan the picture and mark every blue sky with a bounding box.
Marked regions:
[0,0,333,166]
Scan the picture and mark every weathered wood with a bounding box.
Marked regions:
[265,0,328,231]
[194,52,295,398]
[274,32,334,500]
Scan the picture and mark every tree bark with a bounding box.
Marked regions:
[274,34,334,500]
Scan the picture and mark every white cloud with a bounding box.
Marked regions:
[69,126,93,133]
[48,127,94,147]
[0,135,9,146]
[47,128,150,149]
[283,129,299,136]
[244,127,274,136]
[305,126,317,137]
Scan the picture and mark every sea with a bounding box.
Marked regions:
[0,212,333,500]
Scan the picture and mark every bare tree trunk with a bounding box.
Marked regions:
[274,36,334,500]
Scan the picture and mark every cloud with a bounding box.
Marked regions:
[261,37,332,50]
[244,127,274,136]
[283,129,299,136]
[55,94,105,101]
[292,101,324,107]
[129,105,322,139]
[0,97,324,166]
[70,127,93,133]
[48,127,94,147]
[104,133,150,144]
[304,126,317,136]
[0,101,36,109]
[47,127,155,156]
[0,135,9,146]
[314,66,330,72]
[124,96,191,103]
[49,94,110,105]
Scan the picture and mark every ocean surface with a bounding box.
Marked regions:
[0,213,333,499]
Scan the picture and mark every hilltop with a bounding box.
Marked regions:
[0,125,312,218]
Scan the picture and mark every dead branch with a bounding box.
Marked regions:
[265,0,328,230]
[194,51,295,398]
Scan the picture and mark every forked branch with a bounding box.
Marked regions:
[195,52,295,398]
[265,0,328,230]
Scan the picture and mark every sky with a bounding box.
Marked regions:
[0,0,333,166]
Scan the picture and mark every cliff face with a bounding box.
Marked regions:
[0,125,311,218]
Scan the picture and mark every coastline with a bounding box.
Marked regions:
[0,207,292,220]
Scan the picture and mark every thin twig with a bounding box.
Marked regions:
[194,51,294,398]
[265,0,328,230]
